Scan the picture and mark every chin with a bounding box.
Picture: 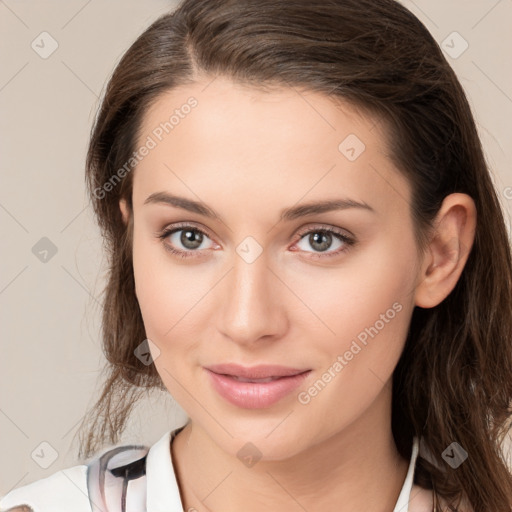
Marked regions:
[210,420,313,463]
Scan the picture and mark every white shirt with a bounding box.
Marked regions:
[0,427,422,512]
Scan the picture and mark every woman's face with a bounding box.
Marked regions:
[123,76,424,460]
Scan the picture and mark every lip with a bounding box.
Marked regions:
[204,366,311,409]
[205,363,310,379]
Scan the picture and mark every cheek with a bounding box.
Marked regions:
[294,236,417,412]
[131,228,214,352]
[293,257,414,434]
[132,229,186,339]
[132,238,168,332]
[298,237,416,348]
[132,239,201,396]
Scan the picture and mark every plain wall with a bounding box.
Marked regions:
[1,0,511,496]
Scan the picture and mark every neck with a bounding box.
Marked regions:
[171,384,410,512]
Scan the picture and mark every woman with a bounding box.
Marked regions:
[1,0,511,511]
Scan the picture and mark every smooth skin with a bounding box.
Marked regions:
[119,76,476,512]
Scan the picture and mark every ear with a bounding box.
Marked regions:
[414,193,477,308]
[119,198,130,225]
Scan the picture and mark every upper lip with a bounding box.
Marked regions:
[205,363,311,379]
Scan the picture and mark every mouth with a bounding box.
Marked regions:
[203,364,312,409]
[223,375,294,383]
[205,363,311,380]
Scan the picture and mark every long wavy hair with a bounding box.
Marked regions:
[78,0,512,510]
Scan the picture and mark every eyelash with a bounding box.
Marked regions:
[156,222,356,260]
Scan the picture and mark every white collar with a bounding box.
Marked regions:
[145,427,420,512]
[146,427,185,511]
[393,436,420,512]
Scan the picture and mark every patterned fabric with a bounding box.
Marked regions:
[0,429,420,512]
[86,445,149,512]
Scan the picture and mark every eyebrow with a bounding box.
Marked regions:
[143,191,375,222]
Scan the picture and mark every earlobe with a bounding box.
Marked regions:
[119,198,130,225]
[414,193,477,309]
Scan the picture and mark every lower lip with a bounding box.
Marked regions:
[205,369,311,409]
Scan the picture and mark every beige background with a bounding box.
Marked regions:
[1,0,511,496]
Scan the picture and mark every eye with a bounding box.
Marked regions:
[157,223,216,259]
[292,226,355,258]
[157,223,356,260]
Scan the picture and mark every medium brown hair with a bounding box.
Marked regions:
[79,0,512,510]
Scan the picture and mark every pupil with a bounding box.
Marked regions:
[181,229,202,249]
[310,232,331,252]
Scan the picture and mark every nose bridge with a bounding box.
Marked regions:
[218,243,285,344]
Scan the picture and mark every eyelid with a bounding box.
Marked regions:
[155,221,215,241]
[294,223,355,240]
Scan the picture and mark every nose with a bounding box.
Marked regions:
[216,247,288,347]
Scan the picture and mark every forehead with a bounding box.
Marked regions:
[132,77,411,219]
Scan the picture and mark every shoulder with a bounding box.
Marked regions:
[0,464,90,512]
[408,484,474,512]
[437,493,474,512]
[4,427,190,512]
[0,427,178,512]
[408,483,434,512]
[0,442,152,512]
